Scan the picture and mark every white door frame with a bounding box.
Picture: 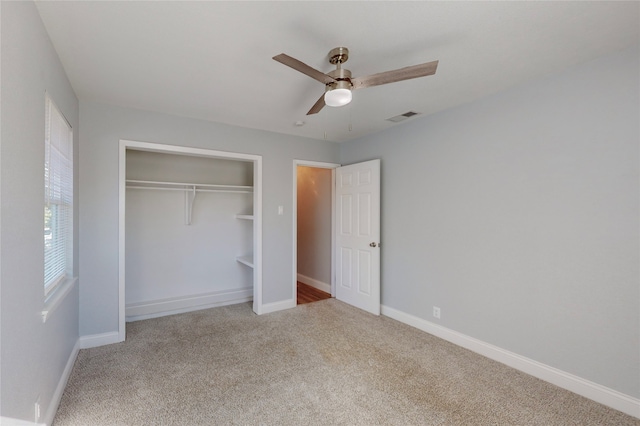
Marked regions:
[118,139,263,342]
[292,160,341,300]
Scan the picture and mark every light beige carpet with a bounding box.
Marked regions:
[54,299,638,425]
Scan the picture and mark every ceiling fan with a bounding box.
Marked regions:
[273,47,438,115]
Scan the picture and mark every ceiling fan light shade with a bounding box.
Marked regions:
[324,87,352,107]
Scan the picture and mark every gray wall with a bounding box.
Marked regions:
[340,46,639,398]
[79,101,339,336]
[1,1,79,421]
[297,166,332,286]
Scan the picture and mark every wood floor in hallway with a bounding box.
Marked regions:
[297,281,331,305]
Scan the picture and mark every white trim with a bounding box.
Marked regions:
[260,299,296,314]
[79,331,122,349]
[119,140,261,162]
[0,418,45,426]
[118,140,264,336]
[41,277,77,323]
[296,273,331,294]
[125,287,252,321]
[330,168,336,297]
[118,141,126,343]
[43,340,79,426]
[252,155,263,314]
[381,305,640,419]
[292,160,340,304]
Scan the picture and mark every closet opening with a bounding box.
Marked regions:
[118,140,262,342]
[293,160,340,305]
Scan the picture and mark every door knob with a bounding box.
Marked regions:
[370,242,377,247]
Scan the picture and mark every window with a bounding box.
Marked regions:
[44,94,73,295]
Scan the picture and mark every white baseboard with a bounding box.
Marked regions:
[297,273,331,294]
[381,305,640,419]
[79,331,121,349]
[260,298,296,314]
[0,417,45,426]
[43,339,79,425]
[125,287,252,321]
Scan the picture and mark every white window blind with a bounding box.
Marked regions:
[44,94,73,294]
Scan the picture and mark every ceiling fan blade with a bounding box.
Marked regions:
[351,60,439,90]
[307,93,326,115]
[273,53,335,85]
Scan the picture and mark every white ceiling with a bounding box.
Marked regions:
[35,1,639,143]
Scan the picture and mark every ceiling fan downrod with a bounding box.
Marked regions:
[325,47,353,105]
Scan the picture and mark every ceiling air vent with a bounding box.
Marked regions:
[386,111,421,123]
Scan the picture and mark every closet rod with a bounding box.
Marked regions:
[126,186,252,194]
[126,179,252,191]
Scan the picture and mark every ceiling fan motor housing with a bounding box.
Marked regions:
[326,67,353,92]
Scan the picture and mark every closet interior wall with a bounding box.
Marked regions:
[125,149,254,321]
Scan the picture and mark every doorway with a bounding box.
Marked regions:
[293,158,381,314]
[293,160,340,305]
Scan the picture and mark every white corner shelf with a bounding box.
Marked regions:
[236,255,254,268]
[236,214,254,220]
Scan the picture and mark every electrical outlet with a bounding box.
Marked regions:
[34,396,41,423]
[433,306,441,319]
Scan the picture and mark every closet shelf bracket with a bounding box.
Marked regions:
[185,185,196,225]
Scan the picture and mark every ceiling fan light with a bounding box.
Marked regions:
[325,88,352,107]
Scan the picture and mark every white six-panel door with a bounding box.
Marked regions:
[335,159,380,315]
